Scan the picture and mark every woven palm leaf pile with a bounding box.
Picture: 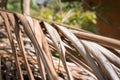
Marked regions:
[0,10,120,80]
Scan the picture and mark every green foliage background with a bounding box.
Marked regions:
[7,0,98,33]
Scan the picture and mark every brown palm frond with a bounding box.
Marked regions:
[0,10,120,80]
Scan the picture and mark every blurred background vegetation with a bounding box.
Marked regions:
[7,0,98,33]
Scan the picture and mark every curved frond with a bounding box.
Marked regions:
[0,10,120,80]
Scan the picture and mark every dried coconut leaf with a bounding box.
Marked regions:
[47,35,97,80]
[0,11,24,80]
[7,13,15,29]
[34,48,46,80]
[14,21,35,80]
[106,48,120,58]
[26,16,52,60]
[14,13,62,80]
[0,16,4,25]
[26,16,34,32]
[42,22,73,80]
[87,41,120,69]
[32,19,46,80]
[82,40,120,80]
[66,51,92,73]
[54,24,104,80]
[0,10,120,80]
[72,30,120,50]
[33,34,92,76]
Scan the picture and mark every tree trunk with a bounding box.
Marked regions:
[0,0,8,9]
[21,0,30,15]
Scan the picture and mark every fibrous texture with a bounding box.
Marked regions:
[0,10,120,80]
